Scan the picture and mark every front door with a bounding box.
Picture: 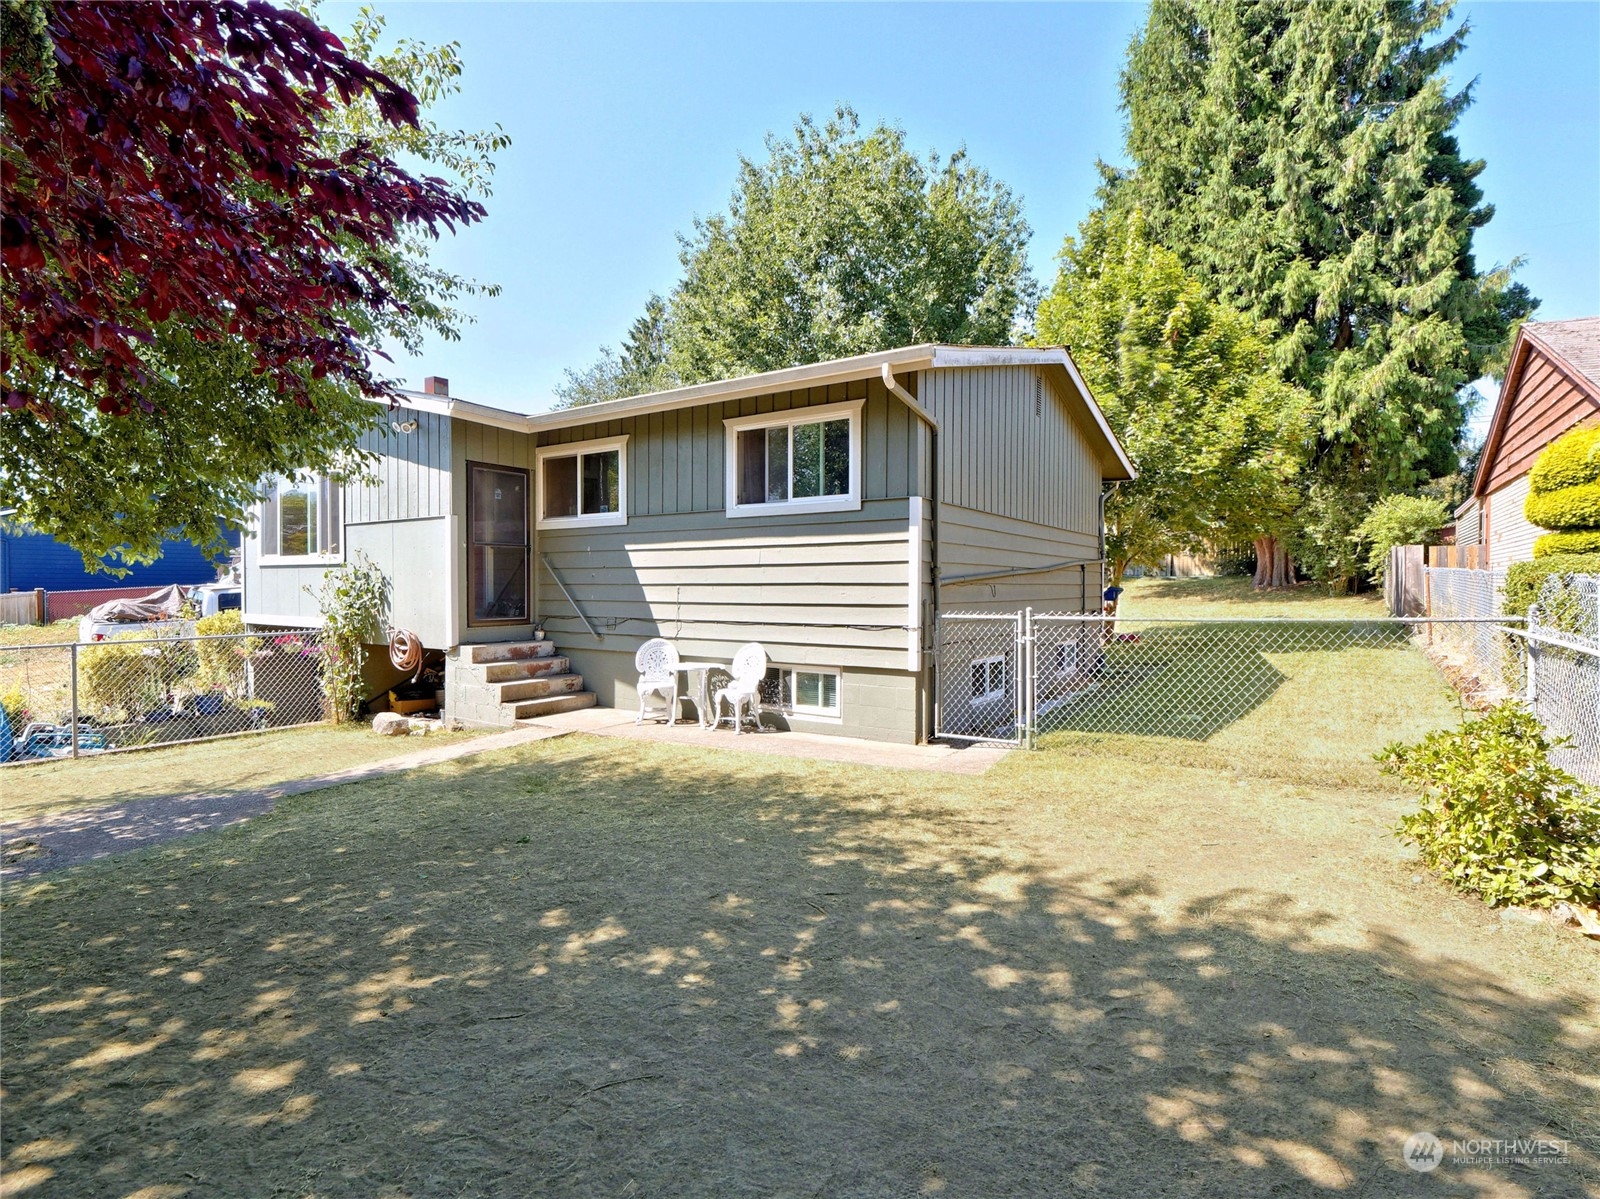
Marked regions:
[467,462,530,625]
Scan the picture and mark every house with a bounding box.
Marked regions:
[1466,318,1600,567]
[0,519,237,619]
[240,345,1134,744]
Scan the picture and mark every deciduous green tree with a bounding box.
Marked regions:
[1035,209,1310,585]
[1112,0,1535,499]
[558,107,1035,404]
[1,2,504,568]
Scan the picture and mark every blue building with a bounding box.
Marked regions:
[0,522,238,594]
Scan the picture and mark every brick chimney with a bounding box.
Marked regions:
[422,376,450,397]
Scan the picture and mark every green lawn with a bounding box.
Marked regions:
[0,723,490,822]
[1117,574,1390,619]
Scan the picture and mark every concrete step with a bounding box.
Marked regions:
[511,691,598,720]
[490,672,587,703]
[465,640,556,665]
[466,656,571,685]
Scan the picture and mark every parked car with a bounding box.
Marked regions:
[74,581,241,641]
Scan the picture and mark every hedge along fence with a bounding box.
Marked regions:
[1527,424,1600,556]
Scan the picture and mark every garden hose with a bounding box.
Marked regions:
[387,626,424,675]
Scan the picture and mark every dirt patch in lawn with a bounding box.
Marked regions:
[3,735,1595,1198]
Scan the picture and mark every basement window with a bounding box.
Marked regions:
[971,656,1007,705]
[537,436,628,529]
[724,399,864,517]
[760,666,843,719]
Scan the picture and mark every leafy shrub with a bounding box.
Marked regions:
[80,630,197,721]
[1503,553,1600,616]
[192,609,259,694]
[305,551,388,722]
[1379,703,1600,909]
[1528,424,1600,493]
[1354,493,1449,580]
[1,686,31,728]
[1534,529,1600,558]
[1524,480,1600,531]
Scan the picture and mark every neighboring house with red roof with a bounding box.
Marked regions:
[1461,318,1600,567]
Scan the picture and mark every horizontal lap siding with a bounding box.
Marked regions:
[920,367,1103,615]
[1486,475,1541,567]
[535,378,917,671]
[1482,352,1600,493]
[538,502,912,669]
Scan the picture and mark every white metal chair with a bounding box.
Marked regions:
[712,643,768,735]
[634,638,681,725]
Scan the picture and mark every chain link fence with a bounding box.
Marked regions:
[1518,573,1600,785]
[1,630,330,764]
[934,612,1025,744]
[934,609,1598,787]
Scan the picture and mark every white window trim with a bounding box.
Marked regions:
[257,473,344,566]
[535,435,629,530]
[971,655,1008,705]
[768,665,844,721]
[723,398,865,518]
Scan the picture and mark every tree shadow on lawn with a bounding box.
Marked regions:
[1040,623,1423,743]
[2,743,1595,1198]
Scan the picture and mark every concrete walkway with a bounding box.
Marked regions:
[532,706,1013,775]
[0,724,569,881]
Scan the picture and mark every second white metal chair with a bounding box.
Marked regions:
[635,638,681,725]
[712,642,768,735]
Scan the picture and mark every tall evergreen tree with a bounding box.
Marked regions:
[554,293,676,408]
[1113,0,1535,507]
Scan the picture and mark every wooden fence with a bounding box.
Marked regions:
[0,590,44,625]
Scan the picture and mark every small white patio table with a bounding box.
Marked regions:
[676,661,725,729]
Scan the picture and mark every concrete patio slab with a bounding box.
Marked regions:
[528,706,1011,775]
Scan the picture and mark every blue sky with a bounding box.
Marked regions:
[328,2,1600,414]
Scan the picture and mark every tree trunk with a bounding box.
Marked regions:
[1252,536,1297,590]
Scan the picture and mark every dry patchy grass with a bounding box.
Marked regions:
[0,725,489,822]
[1119,575,1390,619]
[3,721,1596,1196]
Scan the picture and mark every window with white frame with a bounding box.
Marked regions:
[260,474,341,560]
[1056,641,1079,677]
[536,436,628,528]
[724,399,863,517]
[759,666,843,718]
[971,655,1007,704]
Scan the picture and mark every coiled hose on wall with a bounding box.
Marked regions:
[387,626,423,675]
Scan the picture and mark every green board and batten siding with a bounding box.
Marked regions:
[921,366,1103,615]
[243,411,455,646]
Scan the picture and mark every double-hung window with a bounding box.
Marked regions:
[723,399,863,517]
[260,474,341,561]
[536,436,628,529]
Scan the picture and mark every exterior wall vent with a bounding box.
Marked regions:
[1034,372,1043,417]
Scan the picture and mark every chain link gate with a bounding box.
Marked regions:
[933,611,1027,746]
[932,610,1597,783]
